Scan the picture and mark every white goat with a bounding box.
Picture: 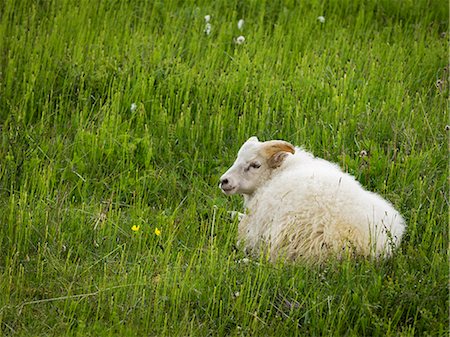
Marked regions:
[219,137,405,262]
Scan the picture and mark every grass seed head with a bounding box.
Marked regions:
[205,23,211,35]
[238,19,244,30]
[235,35,245,44]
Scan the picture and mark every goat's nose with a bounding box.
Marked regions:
[220,178,229,186]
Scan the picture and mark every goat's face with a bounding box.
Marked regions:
[219,136,295,196]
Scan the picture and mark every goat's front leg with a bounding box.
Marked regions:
[229,211,245,221]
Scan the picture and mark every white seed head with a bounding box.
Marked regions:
[205,23,211,35]
[204,15,211,23]
[238,19,244,30]
[317,16,325,23]
[235,35,245,44]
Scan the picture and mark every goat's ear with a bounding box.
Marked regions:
[261,140,295,168]
[247,136,259,143]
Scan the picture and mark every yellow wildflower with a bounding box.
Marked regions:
[155,227,161,236]
[131,225,140,232]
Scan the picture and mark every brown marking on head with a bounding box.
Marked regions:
[260,140,295,168]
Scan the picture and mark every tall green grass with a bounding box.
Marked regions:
[0,0,448,335]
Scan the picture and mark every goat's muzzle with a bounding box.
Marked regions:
[219,177,236,195]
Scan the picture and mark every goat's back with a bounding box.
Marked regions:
[240,151,405,260]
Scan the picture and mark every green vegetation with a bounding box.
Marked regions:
[0,0,448,335]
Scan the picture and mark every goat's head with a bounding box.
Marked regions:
[219,136,295,196]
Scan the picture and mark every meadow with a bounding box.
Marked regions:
[0,0,448,335]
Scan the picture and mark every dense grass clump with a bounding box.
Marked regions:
[0,0,448,335]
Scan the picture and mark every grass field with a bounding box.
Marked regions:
[0,0,448,335]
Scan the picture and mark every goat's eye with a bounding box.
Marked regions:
[245,162,261,172]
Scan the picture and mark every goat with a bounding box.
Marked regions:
[219,136,405,262]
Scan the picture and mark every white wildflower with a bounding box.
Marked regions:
[205,23,211,35]
[238,19,244,31]
[130,103,137,112]
[317,16,325,23]
[204,15,211,23]
[235,35,245,45]
[238,257,250,264]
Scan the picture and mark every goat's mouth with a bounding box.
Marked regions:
[220,185,236,195]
